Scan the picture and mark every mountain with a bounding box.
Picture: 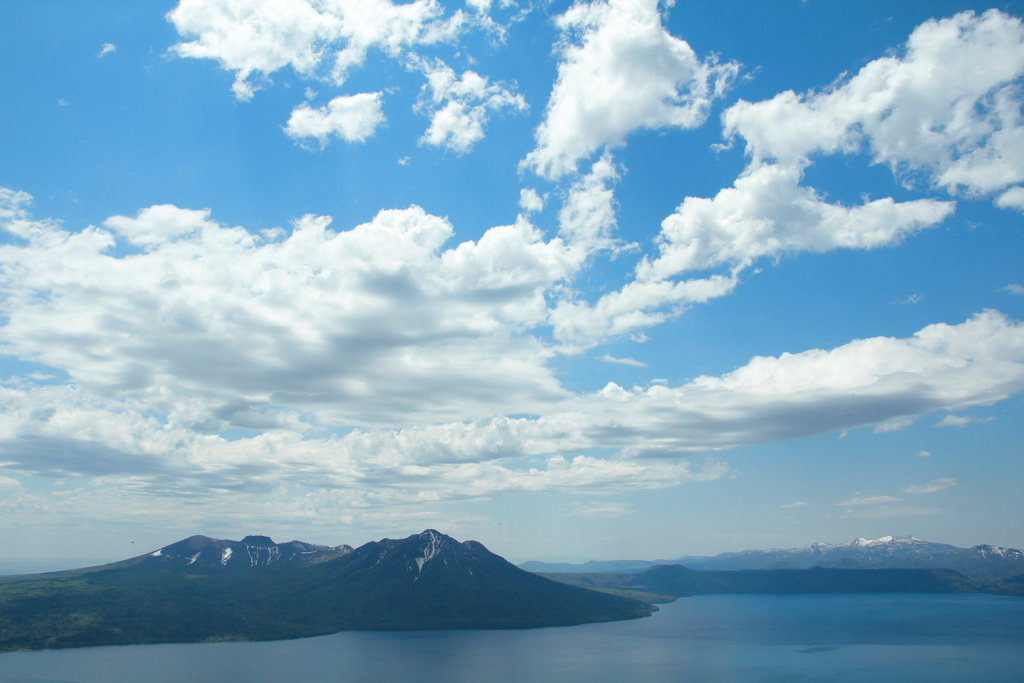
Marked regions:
[109,534,353,572]
[522,536,1024,582]
[0,530,652,652]
[542,565,985,597]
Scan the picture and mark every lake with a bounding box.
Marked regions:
[2,593,1022,682]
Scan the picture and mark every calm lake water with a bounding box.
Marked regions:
[2,593,1022,683]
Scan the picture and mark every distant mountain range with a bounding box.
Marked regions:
[542,564,1000,599]
[0,530,651,652]
[520,536,1024,582]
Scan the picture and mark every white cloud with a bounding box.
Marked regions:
[914,450,933,457]
[996,187,1024,211]
[465,0,491,13]
[523,0,738,179]
[600,354,645,367]
[781,501,806,508]
[1004,283,1024,295]
[0,187,33,221]
[518,188,544,214]
[837,495,902,506]
[646,163,954,282]
[555,153,624,256]
[565,309,1024,455]
[563,501,632,517]
[935,413,994,427]
[548,157,744,346]
[0,476,21,490]
[874,416,915,433]
[104,204,217,247]
[579,9,1024,347]
[284,92,386,146]
[97,43,117,58]
[841,506,942,518]
[722,10,1024,198]
[0,190,582,430]
[3,191,1024,508]
[167,0,464,100]
[413,58,527,153]
[902,478,956,494]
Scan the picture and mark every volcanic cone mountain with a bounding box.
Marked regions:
[0,530,652,651]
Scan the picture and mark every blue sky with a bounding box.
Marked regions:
[1,0,1023,566]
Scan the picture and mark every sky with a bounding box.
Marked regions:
[1,0,1023,568]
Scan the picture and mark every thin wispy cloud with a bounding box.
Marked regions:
[902,478,956,495]
[936,414,994,428]
[841,506,942,519]
[563,501,633,518]
[599,354,646,367]
[837,495,902,506]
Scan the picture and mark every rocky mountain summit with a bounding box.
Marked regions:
[126,534,353,571]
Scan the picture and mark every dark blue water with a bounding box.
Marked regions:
[2,593,1022,682]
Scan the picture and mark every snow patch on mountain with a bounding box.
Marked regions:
[414,530,444,575]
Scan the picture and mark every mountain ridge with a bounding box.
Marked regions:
[520,535,1024,582]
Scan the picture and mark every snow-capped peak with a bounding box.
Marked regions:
[849,535,919,548]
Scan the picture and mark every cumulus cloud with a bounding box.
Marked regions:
[0,199,585,429]
[413,58,527,153]
[721,10,1024,198]
[167,0,464,100]
[580,9,1024,344]
[996,187,1024,211]
[104,204,217,247]
[647,164,953,281]
[547,156,744,345]
[519,188,545,214]
[523,0,738,179]
[284,92,386,146]
[902,478,956,494]
[3,191,1024,509]
[529,11,1024,347]
[97,43,117,58]
[1004,283,1024,295]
